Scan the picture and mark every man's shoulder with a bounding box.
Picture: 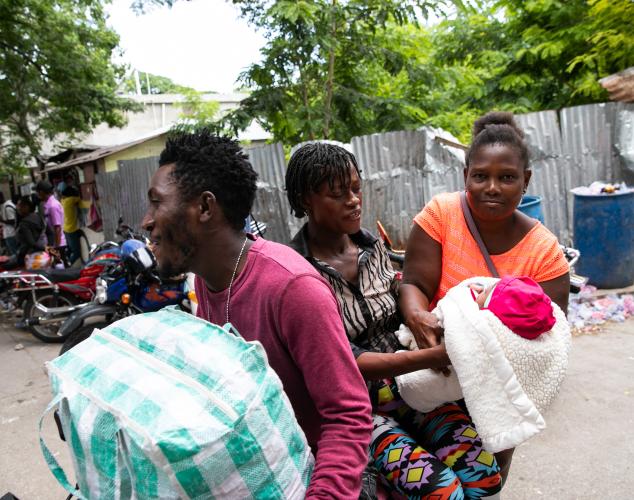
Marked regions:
[252,238,323,281]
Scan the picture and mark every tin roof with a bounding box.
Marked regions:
[42,127,169,173]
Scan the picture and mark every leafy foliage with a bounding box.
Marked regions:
[221,0,633,144]
[121,71,195,95]
[172,89,221,132]
[220,0,469,143]
[81,0,634,145]
[412,0,634,141]
[0,0,137,172]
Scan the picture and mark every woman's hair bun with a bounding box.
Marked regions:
[472,111,524,140]
[466,110,530,170]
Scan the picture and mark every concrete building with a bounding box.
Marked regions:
[79,92,270,148]
[38,92,270,171]
[43,128,169,179]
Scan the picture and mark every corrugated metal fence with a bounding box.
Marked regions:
[96,102,634,246]
[96,157,159,240]
[244,142,302,243]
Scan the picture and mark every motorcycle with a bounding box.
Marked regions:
[0,220,144,343]
[0,246,121,343]
[58,216,268,353]
[58,240,191,355]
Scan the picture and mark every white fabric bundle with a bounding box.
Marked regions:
[395,277,571,453]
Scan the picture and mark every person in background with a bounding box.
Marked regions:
[141,130,373,498]
[399,111,570,488]
[0,193,18,256]
[35,180,67,265]
[285,142,502,499]
[0,196,47,269]
[60,177,85,265]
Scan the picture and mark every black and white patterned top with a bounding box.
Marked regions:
[289,225,402,358]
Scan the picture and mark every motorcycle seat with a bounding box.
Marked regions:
[37,268,82,283]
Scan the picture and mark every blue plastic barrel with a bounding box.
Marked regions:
[573,190,634,289]
[518,195,544,223]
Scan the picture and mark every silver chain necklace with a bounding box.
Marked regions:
[225,236,249,324]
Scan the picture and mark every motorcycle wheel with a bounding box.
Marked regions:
[78,229,91,264]
[23,291,79,343]
[59,321,109,355]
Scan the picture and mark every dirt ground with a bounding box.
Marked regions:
[1,317,633,499]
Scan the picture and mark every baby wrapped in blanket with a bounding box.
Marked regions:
[395,276,571,453]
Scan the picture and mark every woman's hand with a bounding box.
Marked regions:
[399,225,443,348]
[356,342,450,379]
[415,343,450,369]
[406,310,444,349]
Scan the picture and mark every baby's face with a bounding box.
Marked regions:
[469,283,496,309]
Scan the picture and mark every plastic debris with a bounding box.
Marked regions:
[14,344,24,351]
[571,181,633,196]
[568,285,634,335]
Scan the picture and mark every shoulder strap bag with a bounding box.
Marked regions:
[459,191,499,278]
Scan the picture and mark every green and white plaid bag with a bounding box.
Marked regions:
[40,307,314,499]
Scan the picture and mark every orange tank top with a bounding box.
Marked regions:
[413,191,569,308]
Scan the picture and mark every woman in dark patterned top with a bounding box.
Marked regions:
[286,143,502,500]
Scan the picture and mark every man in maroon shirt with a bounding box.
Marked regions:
[142,130,372,498]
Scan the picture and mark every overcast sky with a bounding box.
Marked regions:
[107,0,266,93]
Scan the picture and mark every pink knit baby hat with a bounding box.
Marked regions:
[486,276,556,339]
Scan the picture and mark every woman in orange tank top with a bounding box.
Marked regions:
[399,111,570,488]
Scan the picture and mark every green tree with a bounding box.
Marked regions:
[130,0,634,144]
[490,0,634,106]
[421,0,634,140]
[173,89,221,132]
[0,0,137,172]
[121,71,195,95]
[221,0,470,143]
[563,0,634,98]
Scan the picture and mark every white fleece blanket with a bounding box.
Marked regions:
[395,277,571,453]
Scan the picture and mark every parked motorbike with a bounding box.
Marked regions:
[562,246,588,293]
[0,220,145,343]
[58,240,191,355]
[58,216,269,353]
[0,246,121,343]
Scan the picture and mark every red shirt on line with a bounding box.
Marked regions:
[195,236,372,499]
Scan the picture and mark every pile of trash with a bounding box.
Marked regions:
[571,181,633,196]
[568,285,634,335]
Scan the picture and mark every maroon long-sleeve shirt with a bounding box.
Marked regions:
[195,236,372,498]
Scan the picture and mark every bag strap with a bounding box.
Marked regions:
[39,396,86,500]
[459,191,500,278]
[222,322,243,339]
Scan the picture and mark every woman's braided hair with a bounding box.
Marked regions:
[285,142,361,218]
